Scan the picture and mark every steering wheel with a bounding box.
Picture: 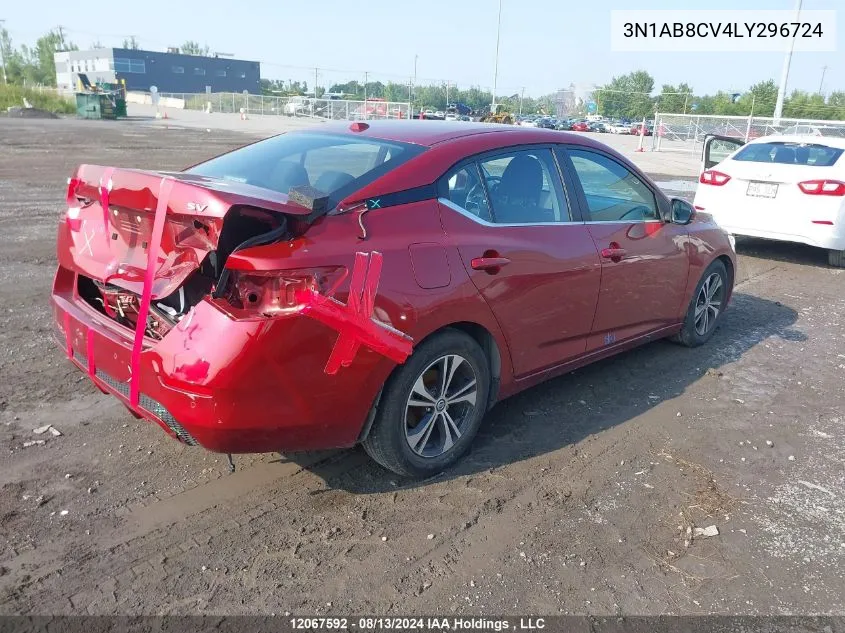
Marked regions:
[483,175,502,196]
[618,205,653,221]
[465,182,491,219]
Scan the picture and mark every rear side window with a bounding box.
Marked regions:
[734,142,843,166]
[187,133,425,206]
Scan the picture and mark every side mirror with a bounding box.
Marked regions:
[671,198,695,225]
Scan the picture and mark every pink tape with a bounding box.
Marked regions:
[99,167,115,246]
[86,326,97,378]
[63,311,73,359]
[129,178,174,406]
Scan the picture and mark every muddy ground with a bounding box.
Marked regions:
[0,118,843,616]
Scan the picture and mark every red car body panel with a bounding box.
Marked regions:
[51,121,736,454]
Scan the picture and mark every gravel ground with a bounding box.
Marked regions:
[0,118,843,616]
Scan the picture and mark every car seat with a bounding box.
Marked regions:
[492,155,545,223]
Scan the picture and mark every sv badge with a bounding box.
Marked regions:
[186,202,208,213]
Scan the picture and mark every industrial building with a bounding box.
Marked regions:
[54,47,260,94]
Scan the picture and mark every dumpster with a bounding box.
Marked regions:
[76,92,117,120]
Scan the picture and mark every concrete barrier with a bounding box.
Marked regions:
[126,92,185,109]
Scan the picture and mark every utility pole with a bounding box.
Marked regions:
[519,86,525,116]
[364,71,368,103]
[445,81,450,107]
[314,67,318,99]
[413,54,418,113]
[819,65,827,95]
[774,0,802,123]
[0,19,7,85]
[491,0,502,111]
[56,25,66,50]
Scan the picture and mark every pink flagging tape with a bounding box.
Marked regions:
[129,177,174,406]
[86,326,97,378]
[297,251,413,375]
[98,167,115,246]
[63,311,73,358]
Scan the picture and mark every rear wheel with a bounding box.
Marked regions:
[362,330,490,478]
[672,260,728,348]
[829,249,845,268]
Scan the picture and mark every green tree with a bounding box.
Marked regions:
[597,70,655,119]
[656,83,693,114]
[122,36,140,50]
[181,41,210,56]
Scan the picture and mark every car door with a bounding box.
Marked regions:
[702,135,746,171]
[557,146,690,352]
[437,147,602,378]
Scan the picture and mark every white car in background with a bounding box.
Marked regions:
[694,134,845,267]
[608,122,630,134]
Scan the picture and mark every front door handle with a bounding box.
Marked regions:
[471,256,511,273]
[600,242,627,262]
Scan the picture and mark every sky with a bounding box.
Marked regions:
[3,0,842,98]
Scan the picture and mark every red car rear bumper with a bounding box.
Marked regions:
[51,265,388,453]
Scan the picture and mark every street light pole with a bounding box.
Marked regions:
[491,0,502,111]
[519,86,525,116]
[773,0,802,123]
[413,54,418,113]
[819,65,827,95]
[0,19,8,86]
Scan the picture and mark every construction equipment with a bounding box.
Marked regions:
[480,103,513,125]
[75,74,127,120]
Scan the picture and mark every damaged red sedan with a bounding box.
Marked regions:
[52,121,735,477]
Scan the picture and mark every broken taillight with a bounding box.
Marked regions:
[222,267,347,317]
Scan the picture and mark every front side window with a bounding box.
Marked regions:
[566,149,659,222]
[186,133,425,207]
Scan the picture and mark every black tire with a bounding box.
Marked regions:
[362,330,490,478]
[829,249,845,268]
[672,259,729,348]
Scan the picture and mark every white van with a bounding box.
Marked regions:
[586,114,605,122]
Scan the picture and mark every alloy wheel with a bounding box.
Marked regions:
[694,272,724,336]
[404,354,479,458]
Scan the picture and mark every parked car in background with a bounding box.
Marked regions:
[631,123,652,136]
[556,119,572,131]
[696,134,845,267]
[608,121,630,134]
[588,121,608,133]
[53,121,735,478]
[537,118,557,129]
[520,118,538,127]
[284,96,311,116]
[571,120,590,132]
[780,124,845,138]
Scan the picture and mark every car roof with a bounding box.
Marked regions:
[747,134,845,149]
[302,120,588,147]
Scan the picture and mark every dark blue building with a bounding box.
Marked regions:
[55,48,261,94]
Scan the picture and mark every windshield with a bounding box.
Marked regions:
[733,142,843,166]
[186,133,425,206]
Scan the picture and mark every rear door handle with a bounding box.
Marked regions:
[471,256,511,273]
[600,243,627,262]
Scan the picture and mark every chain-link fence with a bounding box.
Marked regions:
[654,113,845,154]
[158,92,412,121]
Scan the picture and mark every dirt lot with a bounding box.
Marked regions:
[0,118,843,616]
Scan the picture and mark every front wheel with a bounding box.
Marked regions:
[672,260,729,347]
[362,330,490,478]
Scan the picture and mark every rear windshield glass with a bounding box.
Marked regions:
[186,133,425,205]
[733,142,843,166]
